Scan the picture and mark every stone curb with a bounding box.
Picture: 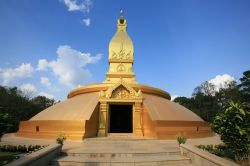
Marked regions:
[180,144,240,166]
[5,144,62,166]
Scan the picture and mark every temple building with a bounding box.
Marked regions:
[17,12,212,140]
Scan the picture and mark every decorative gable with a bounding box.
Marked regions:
[99,78,142,101]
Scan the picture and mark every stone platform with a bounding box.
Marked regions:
[1,134,222,166]
[51,136,197,166]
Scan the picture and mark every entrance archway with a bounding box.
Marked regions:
[109,104,133,133]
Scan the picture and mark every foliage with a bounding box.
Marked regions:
[194,92,221,122]
[238,70,250,102]
[235,155,250,166]
[0,144,47,153]
[212,102,250,157]
[174,70,250,165]
[196,144,250,165]
[0,86,55,133]
[31,96,56,109]
[0,151,19,166]
[0,144,49,165]
[196,144,234,160]
[174,93,221,122]
[215,81,242,109]
[0,144,48,153]
[0,113,12,141]
[174,70,250,123]
[192,81,216,96]
[56,133,67,145]
[176,133,187,145]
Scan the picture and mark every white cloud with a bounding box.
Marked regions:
[37,45,101,88]
[40,76,58,92]
[81,18,91,26]
[171,95,179,101]
[62,0,93,27]
[63,0,92,13]
[40,77,52,88]
[37,59,49,71]
[19,83,37,94]
[208,74,235,91]
[0,63,34,85]
[39,92,55,99]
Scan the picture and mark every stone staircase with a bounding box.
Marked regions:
[51,152,195,166]
[50,137,196,166]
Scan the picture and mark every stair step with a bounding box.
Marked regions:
[50,163,196,166]
[51,155,192,166]
[84,137,153,141]
[63,151,181,158]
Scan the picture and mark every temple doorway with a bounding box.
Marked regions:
[109,104,133,133]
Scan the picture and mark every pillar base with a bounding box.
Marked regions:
[97,129,106,137]
[134,129,143,136]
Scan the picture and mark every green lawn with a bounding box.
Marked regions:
[0,151,19,166]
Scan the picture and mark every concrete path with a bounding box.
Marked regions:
[1,133,221,146]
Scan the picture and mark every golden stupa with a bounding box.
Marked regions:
[17,11,212,140]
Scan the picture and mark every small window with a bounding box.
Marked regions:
[197,126,199,132]
[36,126,39,132]
[119,19,124,24]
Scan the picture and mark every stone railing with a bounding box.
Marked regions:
[180,144,240,166]
[5,144,62,166]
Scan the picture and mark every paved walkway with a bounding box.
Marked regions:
[1,133,222,148]
[1,133,222,153]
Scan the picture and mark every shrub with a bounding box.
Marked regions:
[204,144,213,151]
[0,144,46,153]
[212,101,250,158]
[17,145,26,153]
[235,155,250,166]
[196,144,238,161]
[56,133,67,145]
[196,144,206,150]
[176,133,187,145]
[28,145,34,152]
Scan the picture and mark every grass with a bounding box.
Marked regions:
[0,151,19,166]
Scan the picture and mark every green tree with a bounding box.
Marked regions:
[212,101,250,157]
[193,92,220,122]
[32,96,55,109]
[215,81,242,109]
[173,97,193,109]
[174,70,250,126]
[0,113,12,141]
[238,70,250,102]
[0,86,55,133]
[192,81,216,96]
[174,94,220,122]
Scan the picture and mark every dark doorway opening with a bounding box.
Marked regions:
[109,104,132,133]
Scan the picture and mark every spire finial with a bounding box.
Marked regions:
[120,8,124,18]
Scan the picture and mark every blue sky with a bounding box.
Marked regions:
[0,0,249,100]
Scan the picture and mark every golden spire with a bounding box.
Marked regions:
[104,10,136,84]
[120,8,124,18]
[117,9,127,31]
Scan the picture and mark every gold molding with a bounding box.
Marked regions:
[109,59,133,63]
[106,73,135,78]
[67,83,171,100]
[99,78,142,101]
